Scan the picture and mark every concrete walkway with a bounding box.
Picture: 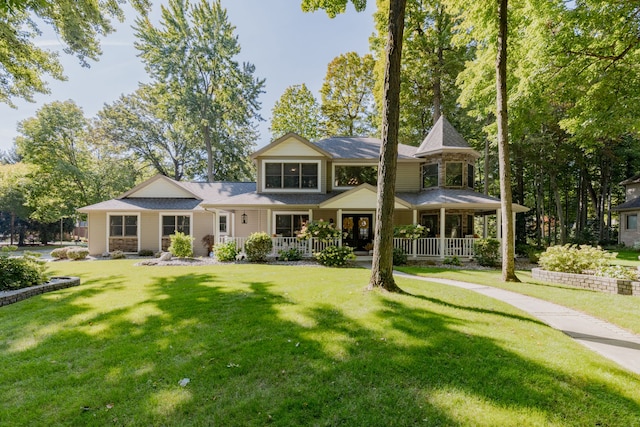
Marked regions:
[391,270,640,376]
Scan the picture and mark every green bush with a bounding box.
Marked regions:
[138,249,154,257]
[315,245,355,267]
[214,241,238,262]
[110,250,126,259]
[244,232,273,262]
[474,238,500,267]
[538,244,614,274]
[278,247,303,261]
[51,247,71,259]
[0,252,49,291]
[393,224,426,239]
[298,220,342,242]
[66,247,89,260]
[168,232,194,258]
[595,265,638,280]
[443,256,461,266]
[392,247,407,265]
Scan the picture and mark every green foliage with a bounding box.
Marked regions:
[298,220,342,242]
[1,245,18,253]
[392,247,407,266]
[110,250,126,259]
[168,232,194,258]
[138,249,154,257]
[270,84,323,140]
[213,241,238,262]
[393,224,425,239]
[66,247,89,260]
[538,245,615,274]
[50,247,70,260]
[278,247,303,262]
[594,265,638,281]
[443,256,462,266]
[474,238,500,267]
[244,232,273,263]
[315,245,355,267]
[201,234,216,254]
[0,251,48,291]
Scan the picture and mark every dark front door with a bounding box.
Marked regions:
[342,214,373,251]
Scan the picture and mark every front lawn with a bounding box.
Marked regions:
[1,260,639,426]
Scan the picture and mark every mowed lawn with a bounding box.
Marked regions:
[1,261,640,426]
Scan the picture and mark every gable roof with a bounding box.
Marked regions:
[314,137,418,160]
[119,174,201,199]
[250,132,332,159]
[415,116,480,158]
[319,184,411,210]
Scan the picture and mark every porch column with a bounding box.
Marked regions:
[439,207,446,259]
[337,209,343,247]
[213,210,219,244]
[412,209,418,259]
[308,209,313,222]
[267,209,272,235]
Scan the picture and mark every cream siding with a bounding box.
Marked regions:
[395,162,421,192]
[139,212,159,253]
[192,211,214,256]
[129,179,195,198]
[393,210,414,225]
[259,137,324,157]
[626,183,640,202]
[87,212,107,256]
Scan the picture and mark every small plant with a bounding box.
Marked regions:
[50,247,71,260]
[201,234,216,254]
[393,224,426,239]
[213,241,238,262]
[595,265,638,280]
[110,250,126,259]
[315,245,355,267]
[278,247,303,261]
[66,247,89,260]
[633,241,640,251]
[244,232,273,262]
[168,232,194,258]
[474,238,500,267]
[1,245,18,253]
[538,244,614,274]
[443,256,461,266]
[298,220,342,242]
[138,249,154,257]
[392,247,407,265]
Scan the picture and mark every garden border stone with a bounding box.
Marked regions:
[532,268,640,296]
[0,277,81,307]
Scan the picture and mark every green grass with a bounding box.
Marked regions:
[611,248,640,266]
[1,260,640,426]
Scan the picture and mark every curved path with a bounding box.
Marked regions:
[392,271,640,376]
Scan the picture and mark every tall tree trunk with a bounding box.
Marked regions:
[550,172,566,244]
[368,0,406,292]
[10,212,15,246]
[496,0,519,282]
[203,124,214,183]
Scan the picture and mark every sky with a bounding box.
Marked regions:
[0,0,375,154]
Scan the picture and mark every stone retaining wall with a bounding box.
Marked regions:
[0,277,81,307]
[531,268,640,296]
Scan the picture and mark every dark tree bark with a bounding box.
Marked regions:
[368,0,406,292]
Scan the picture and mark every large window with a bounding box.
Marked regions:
[422,163,439,188]
[445,162,463,187]
[626,214,637,230]
[265,162,319,190]
[110,215,137,237]
[334,165,377,187]
[275,213,309,237]
[219,214,228,234]
[162,215,190,236]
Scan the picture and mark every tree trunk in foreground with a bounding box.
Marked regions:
[496,0,519,282]
[368,0,406,292]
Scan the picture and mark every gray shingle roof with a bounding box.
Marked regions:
[415,116,474,157]
[397,188,528,212]
[612,198,640,211]
[313,137,418,160]
[79,198,203,212]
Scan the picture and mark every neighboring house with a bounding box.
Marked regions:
[613,174,640,246]
[79,116,528,258]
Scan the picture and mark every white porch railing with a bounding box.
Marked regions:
[218,236,339,258]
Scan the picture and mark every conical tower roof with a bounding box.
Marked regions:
[415,115,478,158]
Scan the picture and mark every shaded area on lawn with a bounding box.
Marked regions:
[1,266,640,426]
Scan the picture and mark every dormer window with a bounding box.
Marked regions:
[422,163,439,188]
[264,161,319,191]
[445,162,463,187]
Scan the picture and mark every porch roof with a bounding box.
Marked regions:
[78,198,203,212]
[397,188,529,212]
[612,198,640,212]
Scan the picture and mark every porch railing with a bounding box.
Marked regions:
[218,236,339,258]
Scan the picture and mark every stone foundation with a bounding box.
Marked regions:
[0,277,81,307]
[532,268,640,296]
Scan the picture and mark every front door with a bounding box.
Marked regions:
[342,214,373,251]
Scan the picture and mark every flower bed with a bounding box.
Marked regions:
[532,268,640,296]
[0,277,81,307]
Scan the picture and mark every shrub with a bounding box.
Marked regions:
[201,234,216,254]
[66,247,89,260]
[51,247,71,259]
[474,238,500,267]
[443,256,461,266]
[168,232,194,258]
[1,245,18,253]
[110,250,126,259]
[298,220,342,242]
[138,249,154,257]
[315,245,355,267]
[538,244,615,274]
[213,241,238,262]
[244,232,273,262]
[595,265,638,280]
[0,252,49,291]
[393,224,426,239]
[278,247,303,261]
[392,247,408,265]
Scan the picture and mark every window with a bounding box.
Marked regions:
[422,163,439,188]
[626,214,637,230]
[275,213,309,237]
[110,215,137,237]
[445,162,463,187]
[334,165,377,187]
[467,164,474,189]
[265,162,319,190]
[219,215,228,234]
[420,214,438,237]
[162,215,190,236]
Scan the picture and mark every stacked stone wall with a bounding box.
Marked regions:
[0,277,81,306]
[532,268,640,296]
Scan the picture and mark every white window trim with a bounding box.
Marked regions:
[158,212,194,251]
[272,211,311,236]
[332,162,378,190]
[218,212,229,236]
[261,159,322,193]
[106,212,140,253]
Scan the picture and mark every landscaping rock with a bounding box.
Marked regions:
[159,252,172,261]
